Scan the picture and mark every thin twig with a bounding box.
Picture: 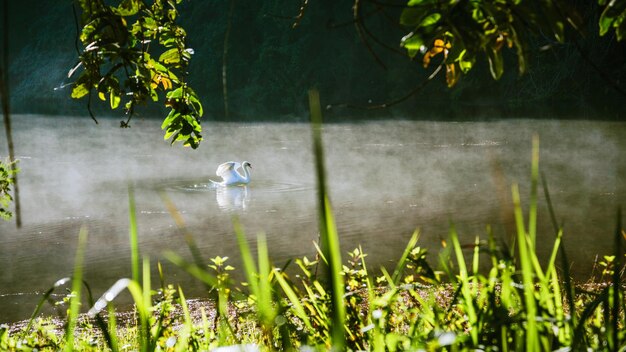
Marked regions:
[353,0,387,69]
[292,0,309,28]
[327,63,443,110]
[327,7,382,29]
[357,5,407,57]
[86,87,99,124]
[72,2,81,55]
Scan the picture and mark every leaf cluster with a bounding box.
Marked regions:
[599,0,626,40]
[400,0,578,87]
[70,0,203,148]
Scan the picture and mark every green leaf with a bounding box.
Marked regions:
[598,0,626,37]
[183,114,202,132]
[510,23,528,75]
[457,49,474,73]
[616,13,626,40]
[458,59,473,72]
[113,0,141,16]
[407,0,434,5]
[401,34,424,51]
[80,20,98,42]
[164,127,178,140]
[187,91,203,116]
[600,11,616,35]
[161,109,181,129]
[159,48,181,64]
[150,59,169,73]
[166,87,184,99]
[71,83,90,99]
[420,13,441,27]
[110,90,121,109]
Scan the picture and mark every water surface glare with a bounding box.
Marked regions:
[0,115,623,323]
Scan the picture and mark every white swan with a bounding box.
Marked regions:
[212,161,252,186]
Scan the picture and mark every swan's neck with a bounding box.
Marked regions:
[241,165,251,182]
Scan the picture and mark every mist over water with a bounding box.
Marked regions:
[0,115,624,323]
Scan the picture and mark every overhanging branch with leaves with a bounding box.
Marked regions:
[70,0,203,148]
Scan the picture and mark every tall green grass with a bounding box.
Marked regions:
[3,92,625,351]
[309,88,346,350]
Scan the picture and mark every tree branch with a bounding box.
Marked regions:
[353,0,387,69]
[327,63,443,110]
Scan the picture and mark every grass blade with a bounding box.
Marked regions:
[544,229,562,283]
[309,88,345,350]
[64,226,88,351]
[391,230,419,285]
[233,217,259,298]
[142,256,152,322]
[273,268,314,331]
[542,172,577,331]
[176,286,192,352]
[129,186,140,283]
[512,184,539,350]
[107,304,119,352]
[528,134,539,250]
[164,251,219,287]
[22,277,70,334]
[449,225,478,346]
[541,173,559,235]
[160,191,206,269]
[256,232,276,328]
[125,280,150,351]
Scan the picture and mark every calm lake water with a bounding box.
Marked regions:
[0,115,624,323]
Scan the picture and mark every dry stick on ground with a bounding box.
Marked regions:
[0,0,21,228]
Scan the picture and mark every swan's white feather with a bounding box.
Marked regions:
[216,161,240,177]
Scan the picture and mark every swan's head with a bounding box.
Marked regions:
[243,161,252,169]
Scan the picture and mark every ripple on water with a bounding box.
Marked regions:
[148,179,314,212]
[158,179,312,194]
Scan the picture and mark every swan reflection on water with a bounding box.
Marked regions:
[215,185,250,211]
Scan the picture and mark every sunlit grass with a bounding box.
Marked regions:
[1,90,625,351]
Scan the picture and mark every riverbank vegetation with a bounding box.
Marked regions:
[2,91,624,351]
